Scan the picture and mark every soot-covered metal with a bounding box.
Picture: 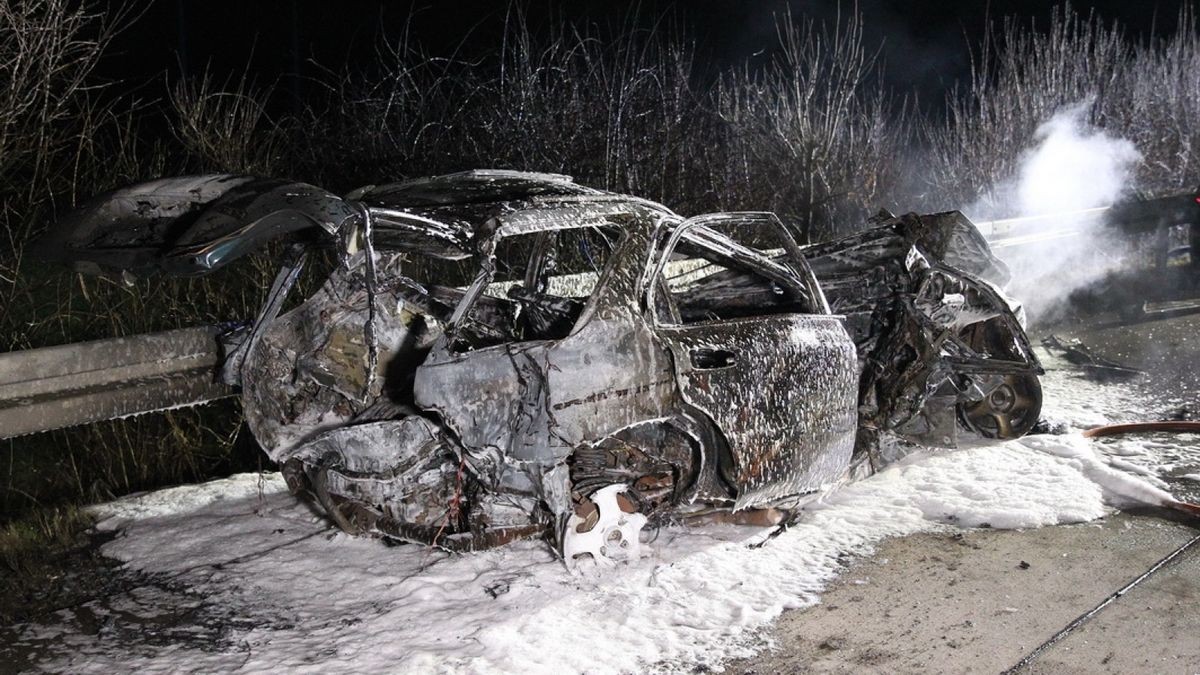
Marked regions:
[38,170,1043,565]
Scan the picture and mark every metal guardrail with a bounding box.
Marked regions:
[0,325,236,440]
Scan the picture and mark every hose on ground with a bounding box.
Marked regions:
[1082,420,1200,438]
[1082,420,1200,519]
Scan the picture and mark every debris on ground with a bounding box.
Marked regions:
[1041,334,1146,381]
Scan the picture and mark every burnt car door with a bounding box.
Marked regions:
[644,214,858,507]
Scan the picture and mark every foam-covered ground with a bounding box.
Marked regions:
[1039,350,1200,501]
[6,355,1198,674]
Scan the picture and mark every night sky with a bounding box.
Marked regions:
[100,1,1190,110]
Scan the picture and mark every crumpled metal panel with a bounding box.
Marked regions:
[901,210,1012,287]
[38,174,359,277]
[289,418,458,527]
[656,316,859,507]
[241,251,440,458]
[411,249,685,478]
[804,210,1042,461]
[540,314,681,449]
[413,341,538,462]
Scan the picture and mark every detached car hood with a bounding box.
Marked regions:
[37,175,360,277]
[36,170,621,277]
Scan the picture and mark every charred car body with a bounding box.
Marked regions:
[36,170,1042,563]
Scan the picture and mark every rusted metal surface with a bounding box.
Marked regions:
[29,170,1043,566]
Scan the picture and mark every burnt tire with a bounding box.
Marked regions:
[957,373,1042,440]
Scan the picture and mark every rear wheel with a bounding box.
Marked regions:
[563,422,697,567]
[562,484,648,568]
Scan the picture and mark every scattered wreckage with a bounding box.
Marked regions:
[20,170,1043,564]
[1041,335,1145,382]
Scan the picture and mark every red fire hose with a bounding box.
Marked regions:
[1082,420,1200,518]
[1081,420,1200,438]
[1003,418,1200,672]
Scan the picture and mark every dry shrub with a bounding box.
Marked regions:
[0,2,285,522]
[712,9,907,242]
[296,5,712,212]
[1112,10,1200,192]
[0,0,125,202]
[170,69,285,175]
[0,0,124,320]
[466,7,707,208]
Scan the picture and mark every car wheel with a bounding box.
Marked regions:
[957,373,1042,440]
[561,484,648,568]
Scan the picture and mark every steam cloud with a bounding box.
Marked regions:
[969,101,1141,322]
[1016,102,1140,215]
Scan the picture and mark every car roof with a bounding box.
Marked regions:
[349,170,598,206]
[355,171,678,259]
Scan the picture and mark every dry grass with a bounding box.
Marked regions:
[0,505,93,577]
[170,68,285,176]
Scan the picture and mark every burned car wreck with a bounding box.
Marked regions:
[37,170,1042,564]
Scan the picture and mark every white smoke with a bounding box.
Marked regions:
[1016,101,1140,215]
[971,101,1141,322]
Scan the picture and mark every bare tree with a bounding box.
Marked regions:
[294,5,711,213]
[1112,8,1200,193]
[0,0,129,291]
[713,9,905,242]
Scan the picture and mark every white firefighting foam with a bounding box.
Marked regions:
[14,365,1195,674]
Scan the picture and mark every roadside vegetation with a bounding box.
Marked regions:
[924,6,1200,215]
[0,1,1196,532]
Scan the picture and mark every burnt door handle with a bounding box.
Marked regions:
[690,348,737,369]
